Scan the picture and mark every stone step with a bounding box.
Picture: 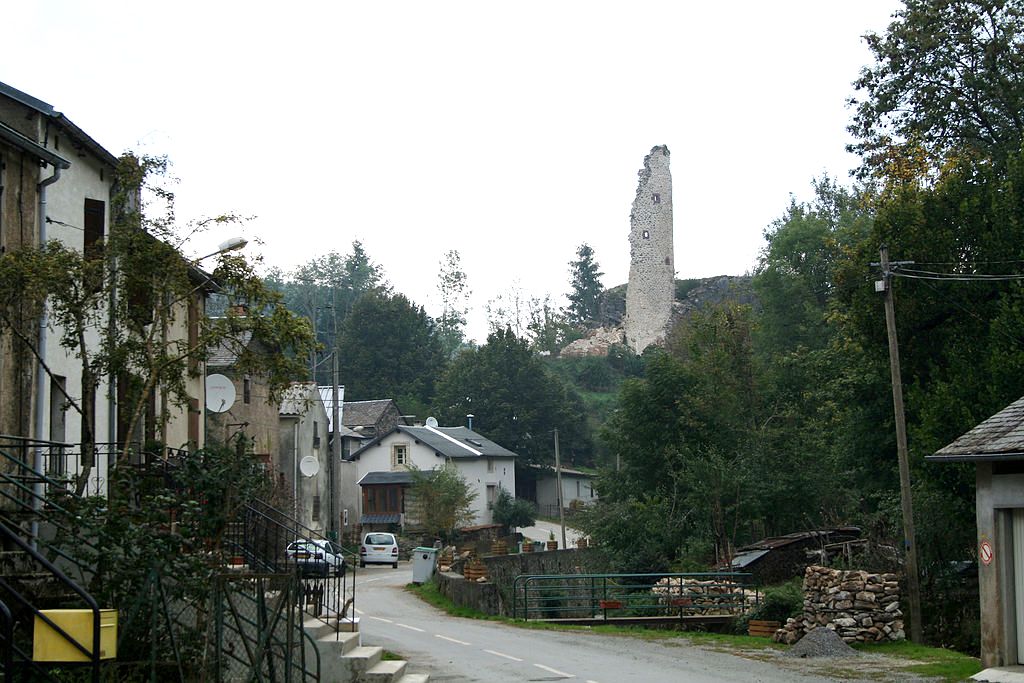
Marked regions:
[395,674,430,683]
[363,659,406,682]
[318,630,360,655]
[343,645,383,679]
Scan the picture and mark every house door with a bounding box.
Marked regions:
[1013,508,1024,663]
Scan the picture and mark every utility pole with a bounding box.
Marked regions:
[554,429,566,550]
[878,245,923,643]
[329,354,340,540]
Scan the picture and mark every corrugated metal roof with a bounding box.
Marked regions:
[278,382,321,416]
[930,395,1024,462]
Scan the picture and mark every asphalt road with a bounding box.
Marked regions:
[352,563,850,683]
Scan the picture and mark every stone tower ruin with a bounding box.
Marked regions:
[624,145,675,354]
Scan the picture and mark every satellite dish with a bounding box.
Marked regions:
[299,456,320,477]
[205,374,236,413]
[425,416,438,427]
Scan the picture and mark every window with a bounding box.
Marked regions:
[243,376,251,404]
[83,198,105,260]
[652,193,661,204]
[642,230,650,239]
[313,421,320,449]
[487,457,494,473]
[391,443,408,469]
[486,484,497,510]
[312,495,321,521]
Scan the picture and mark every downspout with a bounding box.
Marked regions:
[32,164,63,546]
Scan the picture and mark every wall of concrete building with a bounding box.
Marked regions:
[624,145,674,354]
[974,463,1024,667]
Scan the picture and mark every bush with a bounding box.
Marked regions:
[491,488,536,531]
[749,579,803,623]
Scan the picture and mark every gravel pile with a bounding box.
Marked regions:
[787,627,860,658]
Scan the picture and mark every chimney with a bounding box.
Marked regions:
[466,414,474,430]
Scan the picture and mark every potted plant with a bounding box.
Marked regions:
[546,531,558,551]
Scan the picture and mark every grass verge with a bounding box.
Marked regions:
[852,640,982,682]
[407,581,982,681]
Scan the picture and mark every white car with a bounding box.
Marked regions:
[360,532,399,568]
[285,539,347,577]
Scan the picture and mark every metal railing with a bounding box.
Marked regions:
[0,520,103,683]
[227,499,357,638]
[512,571,758,621]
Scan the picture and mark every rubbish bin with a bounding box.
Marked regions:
[412,546,438,584]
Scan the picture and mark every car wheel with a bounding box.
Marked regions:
[392,561,398,569]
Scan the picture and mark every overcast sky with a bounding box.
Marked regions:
[6,1,901,342]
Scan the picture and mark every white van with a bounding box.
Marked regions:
[360,532,399,568]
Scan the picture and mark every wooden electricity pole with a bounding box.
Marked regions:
[879,245,923,643]
[554,429,567,550]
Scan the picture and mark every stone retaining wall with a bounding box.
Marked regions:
[774,565,905,645]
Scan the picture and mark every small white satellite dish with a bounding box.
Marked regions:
[425,416,438,428]
[299,456,320,477]
[205,374,236,413]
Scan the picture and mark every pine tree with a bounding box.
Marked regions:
[565,243,603,327]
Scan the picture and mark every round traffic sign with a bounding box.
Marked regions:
[980,539,994,566]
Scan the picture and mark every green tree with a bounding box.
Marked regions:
[0,154,314,489]
[433,327,593,466]
[491,487,536,533]
[409,463,477,543]
[267,241,386,383]
[565,243,604,327]
[849,0,1024,177]
[436,249,471,358]
[337,290,446,418]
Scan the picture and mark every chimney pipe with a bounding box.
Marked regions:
[466,414,474,430]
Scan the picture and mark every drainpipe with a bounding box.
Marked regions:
[32,164,63,546]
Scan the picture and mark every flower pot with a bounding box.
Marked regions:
[546,540,558,551]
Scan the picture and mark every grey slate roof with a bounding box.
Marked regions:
[316,391,400,431]
[349,425,517,461]
[207,330,254,368]
[929,395,1024,462]
[358,471,416,486]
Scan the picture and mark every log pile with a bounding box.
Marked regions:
[773,565,905,645]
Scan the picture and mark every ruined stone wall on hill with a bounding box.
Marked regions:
[624,146,674,354]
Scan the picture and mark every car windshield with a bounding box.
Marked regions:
[365,534,394,545]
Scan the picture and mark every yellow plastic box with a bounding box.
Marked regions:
[33,609,117,662]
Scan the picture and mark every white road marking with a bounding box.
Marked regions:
[367,616,393,623]
[484,649,523,662]
[435,634,471,645]
[396,623,425,632]
[534,663,573,678]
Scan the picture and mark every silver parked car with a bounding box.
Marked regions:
[286,539,347,577]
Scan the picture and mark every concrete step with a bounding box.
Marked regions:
[343,645,383,679]
[318,630,360,655]
[363,659,406,682]
[395,674,430,683]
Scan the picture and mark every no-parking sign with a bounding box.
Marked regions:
[980,539,994,566]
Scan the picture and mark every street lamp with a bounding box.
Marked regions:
[195,236,248,263]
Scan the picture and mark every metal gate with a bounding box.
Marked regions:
[210,572,319,683]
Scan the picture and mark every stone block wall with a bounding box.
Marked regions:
[774,565,905,645]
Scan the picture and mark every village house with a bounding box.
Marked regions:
[278,382,333,534]
[345,421,517,533]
